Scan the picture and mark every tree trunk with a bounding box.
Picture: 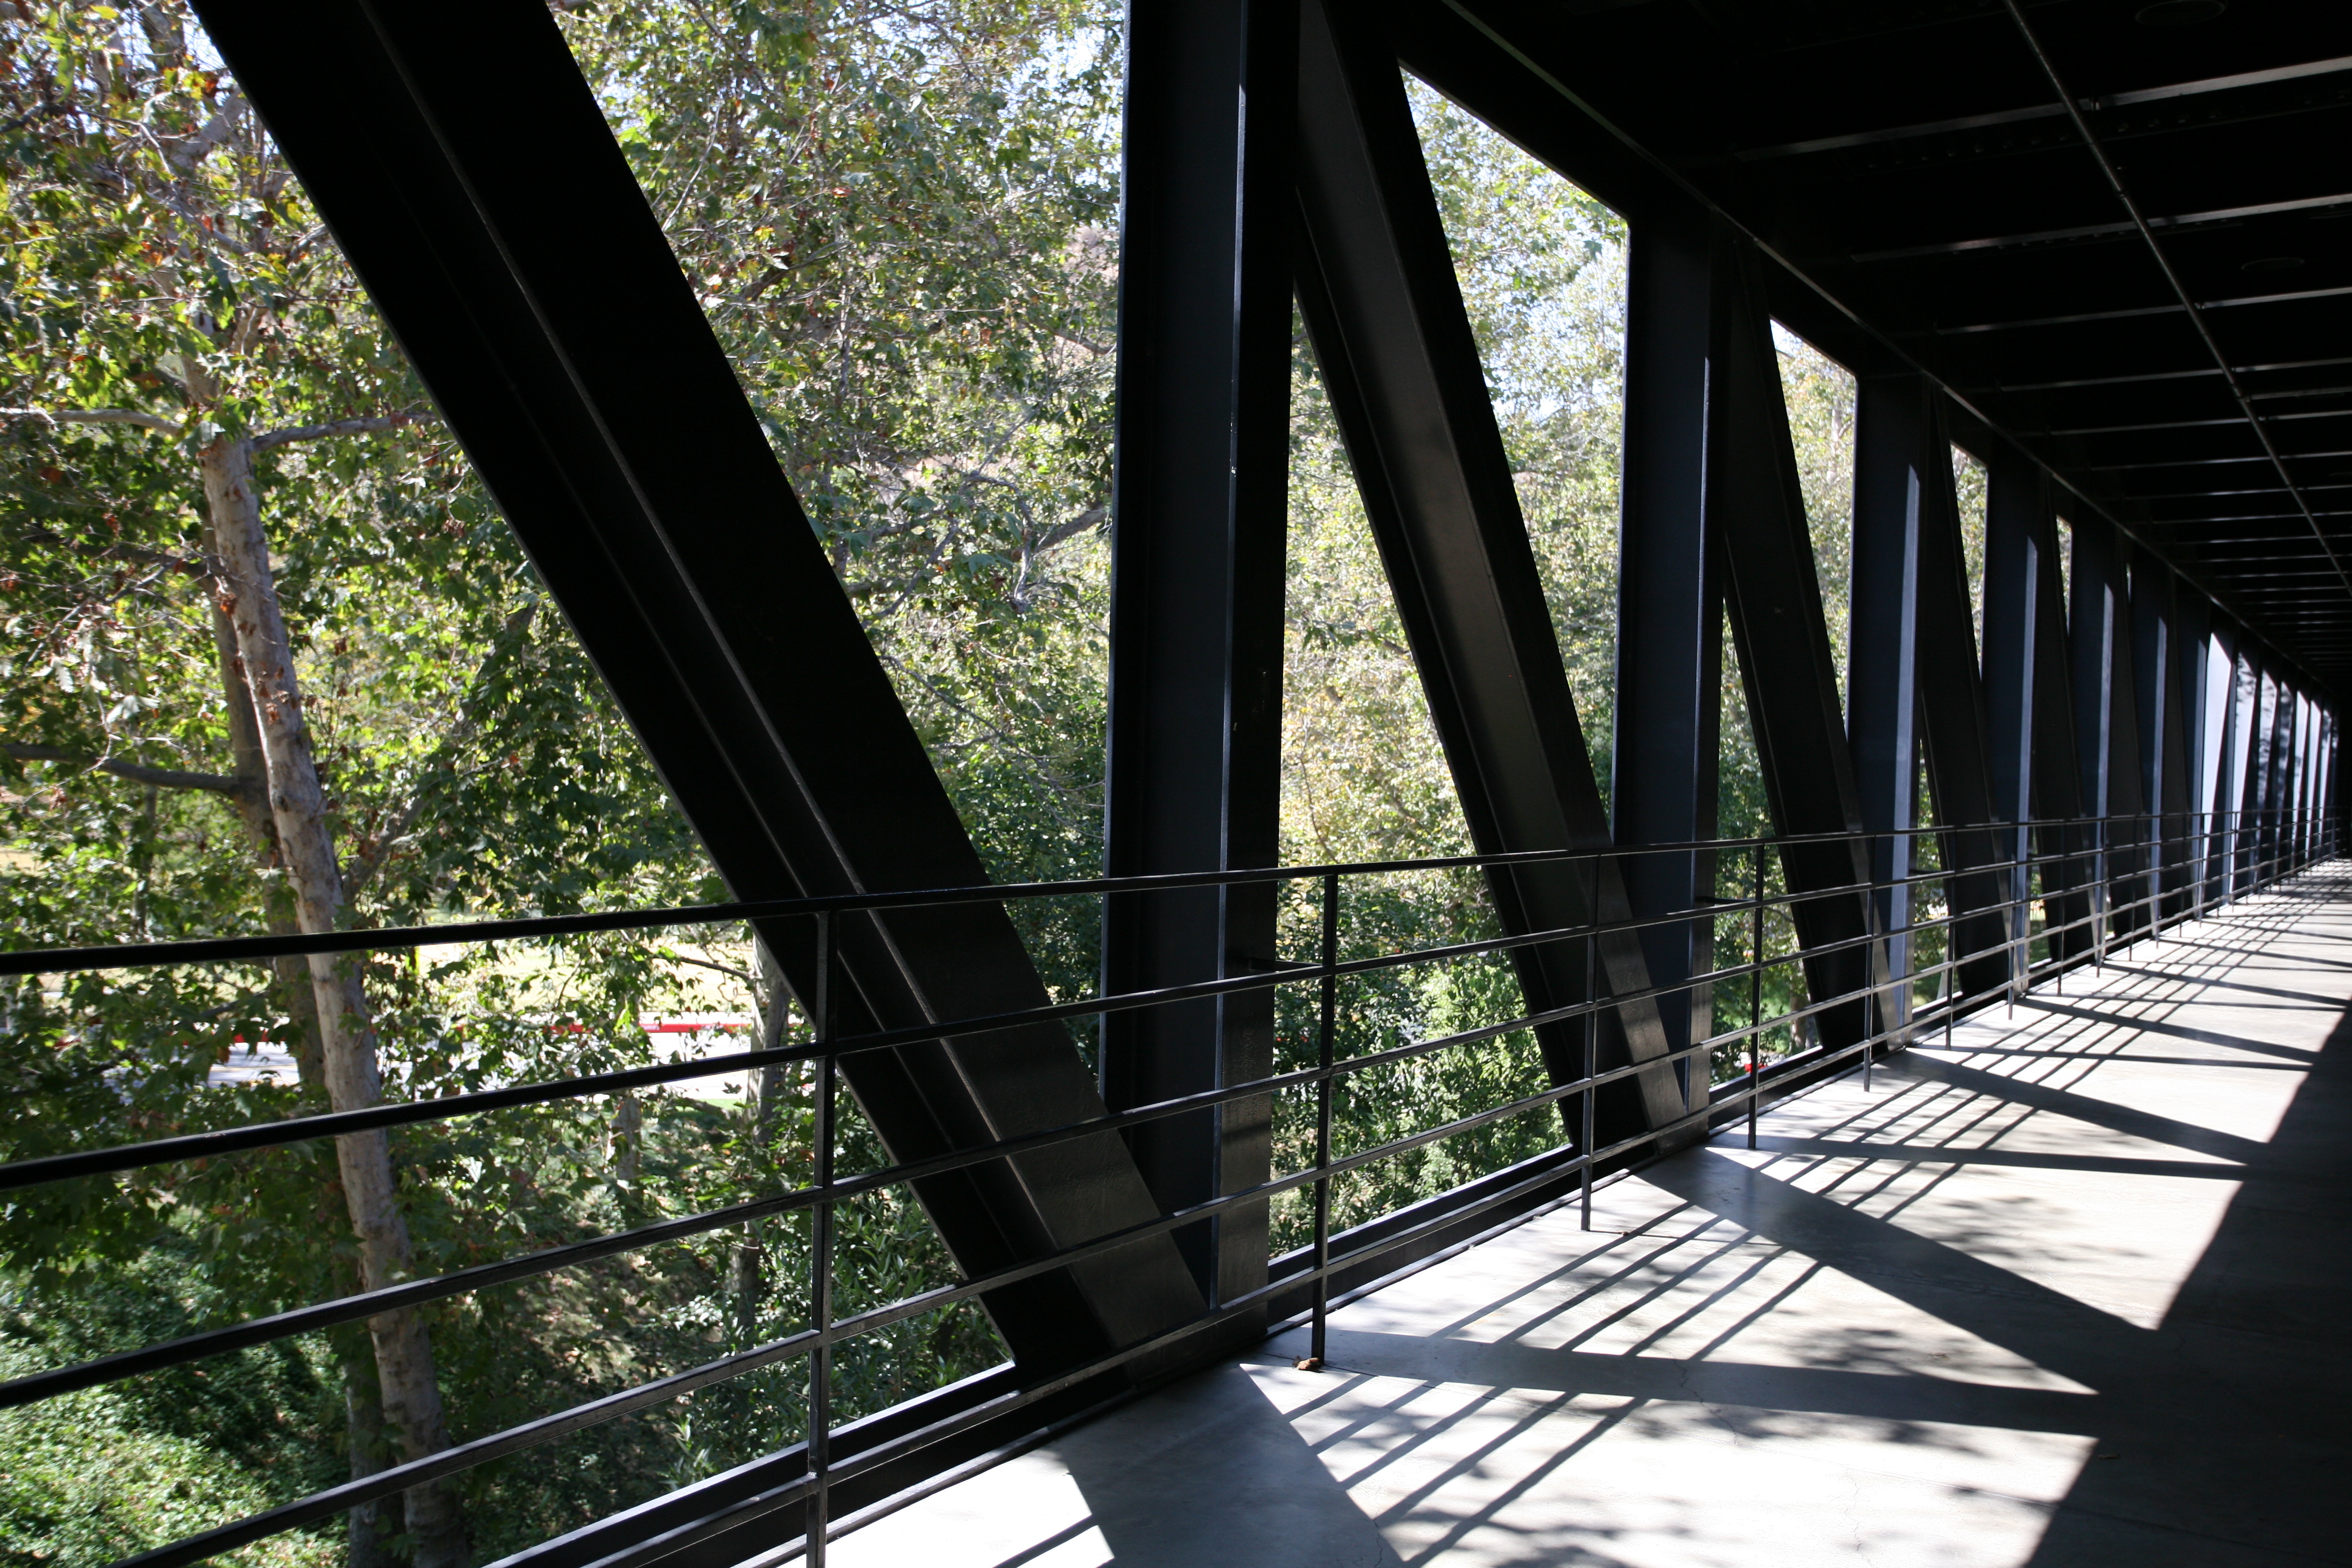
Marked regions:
[611,1093,643,1184]
[209,586,397,1550]
[330,1294,400,1568]
[202,433,468,1568]
[206,588,325,1079]
[729,963,796,1339]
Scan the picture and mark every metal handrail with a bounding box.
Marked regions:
[0,804,2334,1568]
[0,812,2223,1188]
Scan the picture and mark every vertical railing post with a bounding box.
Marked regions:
[2016,820,2031,1007]
[2095,814,2108,973]
[1308,871,1339,1370]
[804,911,835,1568]
[1580,853,1598,1230]
[2054,821,2063,996]
[2194,808,2207,923]
[1863,848,1875,1094]
[1746,843,1763,1151]
[1943,832,1955,1052]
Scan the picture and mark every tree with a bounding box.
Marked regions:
[557,0,1128,974]
[2,3,1116,1559]
[0,6,1889,1562]
[0,7,472,1559]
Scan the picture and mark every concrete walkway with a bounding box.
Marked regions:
[835,866,2352,1567]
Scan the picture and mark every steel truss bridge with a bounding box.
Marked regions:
[4,2,2347,1565]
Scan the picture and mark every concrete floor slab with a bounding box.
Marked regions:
[830,870,2352,1567]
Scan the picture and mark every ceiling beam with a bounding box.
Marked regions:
[1735,54,2352,162]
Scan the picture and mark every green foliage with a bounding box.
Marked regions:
[0,8,1884,1563]
[0,1243,343,1568]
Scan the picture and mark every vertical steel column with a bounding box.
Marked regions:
[2174,591,2211,909]
[2070,516,2141,944]
[2131,564,2169,929]
[2134,565,2193,927]
[1983,450,2041,996]
[1852,383,2005,1012]
[2323,710,2338,855]
[1847,375,1923,1047]
[1706,242,1876,1053]
[2267,667,2286,879]
[1292,0,1685,1154]
[2253,666,2283,881]
[2327,711,2340,856]
[2029,501,2091,962]
[2274,675,2296,879]
[2196,622,2234,911]
[2229,646,2260,895]
[1614,208,1721,1118]
[2294,693,2315,864]
[2301,702,2314,863]
[2303,696,2315,864]
[2291,687,2307,869]
[1101,0,1297,1320]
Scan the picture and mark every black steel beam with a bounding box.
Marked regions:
[2252,666,2280,873]
[2133,566,2174,916]
[2070,515,2148,937]
[2166,579,2207,915]
[1707,240,1876,1053]
[2264,675,2298,868]
[2203,617,2240,897]
[1846,374,1925,1034]
[1100,0,1296,1324]
[2225,638,2258,892]
[1292,0,1686,1145]
[193,0,1204,1383]
[1613,207,1720,1119]
[2024,470,2095,960]
[1985,449,2062,977]
[1854,379,2008,1003]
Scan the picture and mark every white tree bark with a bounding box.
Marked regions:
[205,592,395,1568]
[202,433,467,1568]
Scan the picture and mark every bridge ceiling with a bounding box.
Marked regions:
[1423,0,2352,692]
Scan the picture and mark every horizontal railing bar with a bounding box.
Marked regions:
[4,820,2299,1413]
[0,809,2274,978]
[9,930,1790,1406]
[108,1029,1791,1568]
[0,872,1920,1194]
[74,834,2335,1568]
[0,821,2118,1195]
[0,822,1901,978]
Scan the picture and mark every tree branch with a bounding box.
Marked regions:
[3,742,249,796]
[0,408,185,436]
[649,945,759,986]
[13,523,214,577]
[251,414,416,452]
[340,603,536,899]
[1032,501,1106,555]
